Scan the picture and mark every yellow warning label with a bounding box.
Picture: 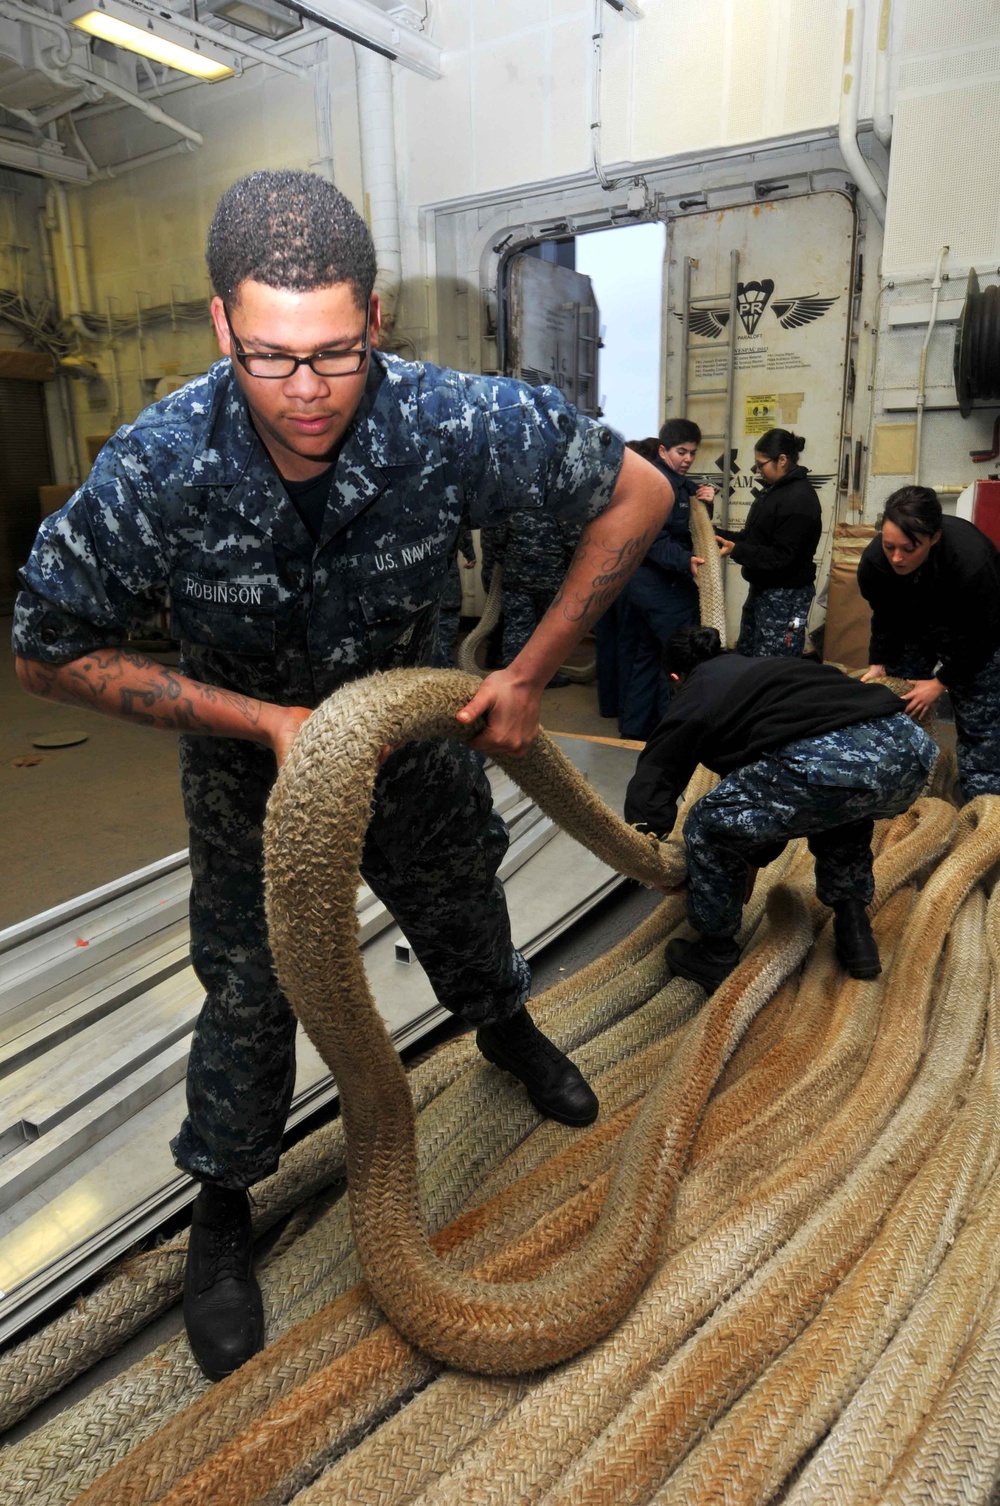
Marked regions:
[744,394,778,435]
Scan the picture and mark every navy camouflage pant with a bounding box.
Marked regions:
[736,585,813,658]
[888,641,1000,802]
[683,713,936,938]
[171,739,529,1188]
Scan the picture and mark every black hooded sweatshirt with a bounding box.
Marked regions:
[716,465,822,590]
[623,654,904,839]
[857,514,1000,688]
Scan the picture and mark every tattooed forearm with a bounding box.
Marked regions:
[15,648,266,740]
[550,526,658,627]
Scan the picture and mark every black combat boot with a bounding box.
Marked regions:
[666,934,741,991]
[833,899,881,979]
[183,1182,264,1382]
[477,1005,599,1126]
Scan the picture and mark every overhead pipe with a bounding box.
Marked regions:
[0,0,205,147]
[91,137,199,179]
[914,244,949,486]
[64,63,204,143]
[873,0,893,148]
[49,184,89,337]
[3,0,305,78]
[0,0,71,63]
[839,0,887,225]
[354,44,401,331]
[37,201,82,485]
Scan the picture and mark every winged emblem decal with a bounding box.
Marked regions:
[688,307,730,338]
[771,295,839,330]
[677,284,840,337]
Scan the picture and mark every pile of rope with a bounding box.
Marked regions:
[2,674,999,1500]
[5,512,999,1500]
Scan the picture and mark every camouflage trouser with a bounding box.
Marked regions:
[888,641,1000,802]
[501,588,556,664]
[481,510,573,667]
[171,740,529,1188]
[736,585,814,658]
[684,712,937,938]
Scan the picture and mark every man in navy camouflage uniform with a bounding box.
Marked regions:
[625,626,936,991]
[12,171,673,1381]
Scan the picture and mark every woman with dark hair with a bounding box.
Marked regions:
[857,484,1000,799]
[715,428,822,657]
[624,624,936,989]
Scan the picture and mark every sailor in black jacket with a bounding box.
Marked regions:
[715,428,821,658]
[624,626,937,989]
[616,420,716,739]
[857,485,1000,800]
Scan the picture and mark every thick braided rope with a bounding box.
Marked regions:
[33,807,963,1506]
[79,884,805,1506]
[456,564,501,676]
[361,802,963,1506]
[7,665,969,1499]
[689,497,726,638]
[785,875,1000,1504]
[657,885,998,1504]
[0,888,690,1500]
[535,800,1000,1506]
[68,971,709,1506]
[263,666,809,1373]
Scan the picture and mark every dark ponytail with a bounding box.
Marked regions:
[663,624,724,677]
[755,428,805,463]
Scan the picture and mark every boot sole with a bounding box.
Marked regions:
[665,942,738,992]
[840,958,882,979]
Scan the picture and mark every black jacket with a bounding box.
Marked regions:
[857,515,1000,688]
[623,654,904,839]
[716,465,821,589]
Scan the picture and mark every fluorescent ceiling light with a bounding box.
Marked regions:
[66,0,238,80]
[204,0,301,39]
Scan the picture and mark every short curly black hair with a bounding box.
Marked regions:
[206,170,377,308]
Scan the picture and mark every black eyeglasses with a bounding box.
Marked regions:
[224,303,371,379]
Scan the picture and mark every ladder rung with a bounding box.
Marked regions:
[687,386,729,397]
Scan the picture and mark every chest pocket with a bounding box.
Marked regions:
[354,556,443,670]
[170,572,277,656]
[484,404,552,510]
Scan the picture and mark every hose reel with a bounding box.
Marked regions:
[954,268,1000,417]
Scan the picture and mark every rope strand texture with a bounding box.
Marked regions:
[263,667,808,1373]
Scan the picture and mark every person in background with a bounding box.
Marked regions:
[715,427,821,658]
[858,485,1000,800]
[614,420,717,740]
[624,625,937,990]
[432,524,476,668]
[480,511,582,685]
[593,437,657,723]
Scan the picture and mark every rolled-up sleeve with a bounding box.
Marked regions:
[460,374,625,529]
